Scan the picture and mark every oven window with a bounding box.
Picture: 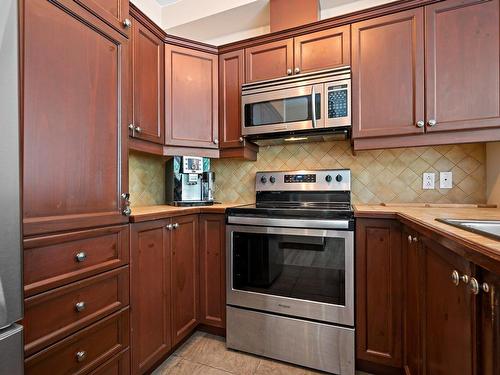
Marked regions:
[244,94,321,127]
[232,232,346,306]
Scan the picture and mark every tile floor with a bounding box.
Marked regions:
[152,331,372,375]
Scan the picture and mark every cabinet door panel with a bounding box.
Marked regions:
[199,214,225,328]
[131,18,164,144]
[294,26,350,74]
[171,215,199,345]
[356,219,403,368]
[165,45,218,148]
[245,39,293,82]
[352,8,425,139]
[130,220,172,375]
[421,237,474,375]
[23,0,129,235]
[219,50,245,149]
[425,0,500,132]
[480,270,500,375]
[74,0,130,36]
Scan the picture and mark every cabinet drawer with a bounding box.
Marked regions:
[90,348,130,375]
[24,266,129,356]
[25,308,129,375]
[24,225,129,296]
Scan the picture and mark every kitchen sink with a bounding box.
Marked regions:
[436,219,500,241]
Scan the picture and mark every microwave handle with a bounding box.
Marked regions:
[311,86,317,129]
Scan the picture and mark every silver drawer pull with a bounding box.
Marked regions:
[76,350,87,363]
[75,301,86,312]
[75,252,87,262]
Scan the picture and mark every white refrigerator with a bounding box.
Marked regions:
[0,0,24,373]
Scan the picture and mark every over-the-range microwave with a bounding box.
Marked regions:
[241,66,351,141]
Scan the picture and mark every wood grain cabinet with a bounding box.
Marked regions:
[23,0,129,236]
[245,26,350,83]
[165,45,219,149]
[199,214,226,329]
[479,269,500,375]
[74,0,131,37]
[130,219,172,375]
[130,15,165,144]
[355,219,403,370]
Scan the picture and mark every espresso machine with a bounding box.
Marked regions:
[166,156,215,206]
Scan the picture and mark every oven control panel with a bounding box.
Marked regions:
[256,170,351,192]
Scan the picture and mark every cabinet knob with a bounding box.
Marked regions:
[128,124,135,131]
[286,69,292,75]
[427,119,437,127]
[451,270,469,286]
[407,235,412,244]
[294,67,300,74]
[135,126,141,133]
[122,206,132,216]
[75,301,86,312]
[482,282,490,293]
[239,137,244,143]
[76,351,87,363]
[123,18,132,29]
[166,224,173,231]
[173,223,179,229]
[214,139,219,145]
[75,252,87,263]
[469,277,480,295]
[416,120,425,128]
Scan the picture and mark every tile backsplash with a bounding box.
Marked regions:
[129,142,486,206]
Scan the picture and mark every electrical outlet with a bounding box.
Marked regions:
[423,173,435,190]
[440,171,453,189]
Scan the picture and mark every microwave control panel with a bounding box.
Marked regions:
[327,84,348,119]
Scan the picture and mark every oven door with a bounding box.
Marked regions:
[241,84,324,136]
[226,223,354,326]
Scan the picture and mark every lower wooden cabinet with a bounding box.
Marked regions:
[130,219,172,375]
[355,219,403,370]
[199,214,226,329]
[479,269,500,375]
[90,349,130,375]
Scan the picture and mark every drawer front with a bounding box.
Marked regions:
[24,225,129,296]
[24,267,129,356]
[25,308,129,375]
[90,348,130,375]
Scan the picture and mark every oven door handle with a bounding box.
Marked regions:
[227,216,350,230]
[311,85,316,129]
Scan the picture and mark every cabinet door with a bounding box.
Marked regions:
[294,26,350,74]
[480,270,500,375]
[171,215,199,345]
[199,214,225,329]
[245,39,294,82]
[219,50,245,149]
[74,0,130,37]
[165,45,219,148]
[421,237,475,375]
[131,17,165,144]
[130,220,172,375]
[352,9,425,139]
[356,219,403,368]
[425,0,500,133]
[23,0,129,236]
[402,228,422,375]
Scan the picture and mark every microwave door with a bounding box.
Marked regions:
[242,85,323,136]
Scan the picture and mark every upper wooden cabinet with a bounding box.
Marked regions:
[131,16,165,144]
[74,0,130,37]
[245,26,350,82]
[165,45,219,149]
[294,26,350,74]
[352,8,425,139]
[425,0,500,133]
[23,0,129,236]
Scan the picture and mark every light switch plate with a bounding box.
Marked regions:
[440,171,453,189]
[423,173,435,190]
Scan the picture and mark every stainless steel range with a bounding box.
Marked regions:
[225,169,355,375]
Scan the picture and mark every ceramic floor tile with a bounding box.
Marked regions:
[151,355,182,375]
[154,357,233,375]
[255,357,327,375]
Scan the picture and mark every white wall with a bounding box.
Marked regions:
[320,0,398,19]
[131,0,162,26]
[486,142,500,206]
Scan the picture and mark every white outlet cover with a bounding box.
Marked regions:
[423,173,435,190]
[440,171,453,189]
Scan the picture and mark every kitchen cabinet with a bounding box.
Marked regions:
[420,236,475,375]
[479,269,500,374]
[425,0,500,133]
[74,0,131,37]
[165,45,219,149]
[199,214,226,329]
[130,15,165,145]
[351,8,425,139]
[130,219,172,375]
[23,0,129,236]
[355,219,403,370]
[245,25,350,83]
[171,214,199,345]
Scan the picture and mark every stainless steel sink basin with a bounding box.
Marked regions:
[436,219,500,240]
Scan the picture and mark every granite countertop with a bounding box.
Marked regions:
[354,204,500,272]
